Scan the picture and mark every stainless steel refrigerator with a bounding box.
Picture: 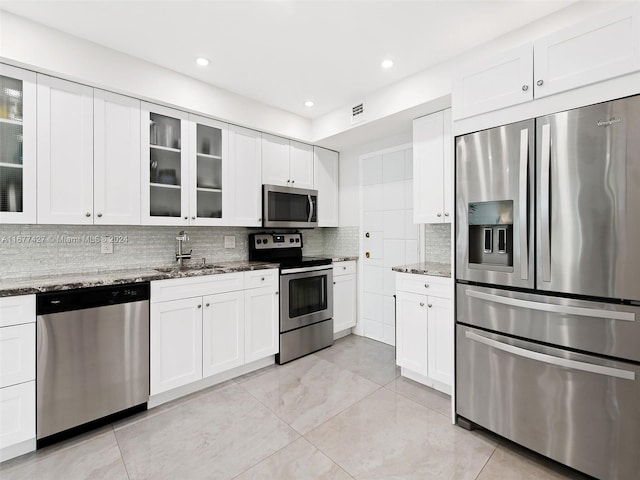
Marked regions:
[455,96,640,480]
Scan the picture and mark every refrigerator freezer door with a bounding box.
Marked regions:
[457,283,640,363]
[457,324,640,480]
[456,119,535,288]
[537,95,640,301]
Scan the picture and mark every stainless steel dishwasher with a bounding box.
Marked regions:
[36,282,149,445]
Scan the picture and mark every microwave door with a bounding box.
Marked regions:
[536,96,640,301]
[263,185,318,228]
[455,119,534,289]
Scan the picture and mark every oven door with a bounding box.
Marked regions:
[280,266,333,332]
[263,184,318,228]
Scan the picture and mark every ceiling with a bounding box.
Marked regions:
[1,0,577,120]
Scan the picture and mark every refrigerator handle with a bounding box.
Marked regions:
[465,331,635,380]
[518,128,529,280]
[540,123,551,282]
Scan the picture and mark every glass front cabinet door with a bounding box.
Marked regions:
[188,114,228,226]
[141,102,189,225]
[0,64,36,224]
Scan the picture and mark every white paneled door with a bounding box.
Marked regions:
[360,145,417,346]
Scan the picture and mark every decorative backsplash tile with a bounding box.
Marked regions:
[424,223,451,264]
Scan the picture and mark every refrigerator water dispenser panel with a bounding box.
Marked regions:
[468,200,514,268]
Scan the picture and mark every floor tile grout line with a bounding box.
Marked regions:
[228,437,301,480]
[303,432,358,480]
[111,424,133,480]
[473,443,498,480]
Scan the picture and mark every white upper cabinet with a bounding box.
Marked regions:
[534,4,640,98]
[289,140,314,189]
[37,74,94,224]
[453,4,640,120]
[93,90,141,225]
[313,146,339,227]
[0,64,36,225]
[188,114,228,226]
[228,125,262,226]
[452,43,533,120]
[141,102,189,225]
[262,134,314,189]
[413,109,452,224]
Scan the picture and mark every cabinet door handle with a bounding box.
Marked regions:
[287,179,291,183]
[205,303,210,307]
[197,304,202,309]
[291,180,295,184]
[85,212,91,217]
[537,79,544,86]
[420,302,425,307]
[97,213,102,218]
[444,212,449,217]
[522,84,529,91]
[184,216,188,220]
[424,284,430,288]
[365,232,370,238]
[437,213,442,217]
[428,304,433,308]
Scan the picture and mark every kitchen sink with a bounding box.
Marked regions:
[155,264,224,273]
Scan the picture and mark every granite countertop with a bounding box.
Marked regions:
[331,255,358,262]
[0,261,279,297]
[392,262,451,278]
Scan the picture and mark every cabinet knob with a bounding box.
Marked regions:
[420,302,425,307]
[343,266,346,270]
[522,84,529,91]
[287,179,291,183]
[291,180,295,184]
[437,213,442,217]
[205,303,210,307]
[333,281,336,285]
[184,216,188,220]
[424,284,430,288]
[97,213,102,218]
[444,212,449,217]
[192,216,196,220]
[197,304,202,309]
[261,277,265,281]
[537,79,544,86]
[85,212,91,217]
[428,304,433,308]
[365,232,370,238]
[275,292,279,296]
[258,218,262,222]
[365,252,370,258]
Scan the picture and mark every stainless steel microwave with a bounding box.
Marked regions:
[262,184,318,228]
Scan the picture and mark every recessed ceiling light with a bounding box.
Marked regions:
[381,59,394,69]
[195,57,210,66]
[304,100,314,108]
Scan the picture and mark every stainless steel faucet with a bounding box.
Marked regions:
[175,231,192,267]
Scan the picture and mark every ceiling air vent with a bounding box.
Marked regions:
[351,102,365,125]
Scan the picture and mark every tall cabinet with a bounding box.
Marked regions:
[0,64,36,224]
[228,125,262,226]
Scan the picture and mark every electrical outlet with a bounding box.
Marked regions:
[101,236,114,254]
[224,235,235,249]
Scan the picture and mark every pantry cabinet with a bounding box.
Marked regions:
[314,146,339,227]
[228,125,262,226]
[413,109,452,224]
[0,295,36,462]
[0,64,36,225]
[262,133,314,189]
[453,4,640,120]
[333,261,357,334]
[395,273,453,394]
[36,74,94,224]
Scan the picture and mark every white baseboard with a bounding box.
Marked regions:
[401,367,452,396]
[0,438,36,463]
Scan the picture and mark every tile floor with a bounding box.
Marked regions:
[0,335,591,480]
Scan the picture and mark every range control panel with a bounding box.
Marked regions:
[251,233,302,250]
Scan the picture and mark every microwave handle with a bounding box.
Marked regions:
[308,194,314,222]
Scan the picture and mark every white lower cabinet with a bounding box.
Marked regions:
[244,286,278,363]
[395,273,453,394]
[333,261,357,334]
[202,291,244,377]
[150,297,203,395]
[150,270,278,398]
[0,294,36,462]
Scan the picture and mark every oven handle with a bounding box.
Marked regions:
[281,265,332,275]
[465,330,635,380]
[465,289,635,322]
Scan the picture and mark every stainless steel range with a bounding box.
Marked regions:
[455,96,640,480]
[249,232,333,364]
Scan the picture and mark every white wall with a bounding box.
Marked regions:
[338,130,412,226]
[0,11,312,141]
[312,0,623,143]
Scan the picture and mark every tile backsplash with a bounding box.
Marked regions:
[0,225,360,279]
[424,223,451,264]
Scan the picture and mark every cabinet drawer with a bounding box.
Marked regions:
[0,381,35,450]
[333,261,356,276]
[0,295,35,328]
[244,269,278,290]
[151,273,244,303]
[0,324,35,388]
[396,273,453,299]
